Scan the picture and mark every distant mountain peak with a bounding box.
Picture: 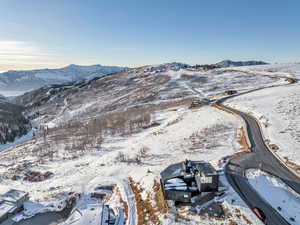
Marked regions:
[65,64,103,69]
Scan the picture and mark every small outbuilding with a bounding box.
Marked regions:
[0,189,29,208]
[0,189,29,223]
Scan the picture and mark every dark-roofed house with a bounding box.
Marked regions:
[160,160,219,205]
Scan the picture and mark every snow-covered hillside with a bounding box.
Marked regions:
[225,63,300,169]
[0,105,262,225]
[0,64,127,96]
[0,62,295,224]
[14,64,281,129]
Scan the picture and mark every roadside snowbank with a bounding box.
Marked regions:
[247,169,300,224]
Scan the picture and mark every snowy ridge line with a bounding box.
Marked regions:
[221,67,293,80]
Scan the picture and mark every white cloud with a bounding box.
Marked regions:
[0,40,68,71]
[0,41,37,54]
[0,41,48,61]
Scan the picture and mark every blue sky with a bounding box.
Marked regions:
[0,0,299,70]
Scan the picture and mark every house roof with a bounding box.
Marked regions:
[0,201,17,218]
[0,189,28,203]
[160,160,217,182]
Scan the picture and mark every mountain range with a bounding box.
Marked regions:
[0,60,268,97]
[0,64,128,96]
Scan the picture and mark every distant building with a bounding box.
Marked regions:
[63,195,125,225]
[160,160,219,205]
[189,98,210,109]
[224,90,237,96]
[0,189,29,223]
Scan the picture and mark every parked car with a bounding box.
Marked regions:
[252,207,266,222]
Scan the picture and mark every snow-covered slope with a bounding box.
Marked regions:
[0,64,127,96]
[0,62,294,225]
[13,64,281,129]
[0,105,262,225]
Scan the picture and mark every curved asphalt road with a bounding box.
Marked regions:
[191,80,300,224]
[217,100,300,225]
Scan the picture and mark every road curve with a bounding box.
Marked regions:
[216,99,300,225]
[189,77,300,224]
[190,81,298,224]
[218,103,288,224]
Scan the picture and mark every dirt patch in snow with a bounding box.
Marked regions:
[237,127,249,150]
[153,180,168,214]
[129,177,162,225]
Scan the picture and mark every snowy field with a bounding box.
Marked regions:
[247,169,300,224]
[0,106,240,199]
[0,105,261,224]
[225,63,300,166]
[233,63,300,79]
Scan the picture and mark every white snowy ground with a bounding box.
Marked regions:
[233,63,300,78]
[161,67,281,99]
[0,105,261,224]
[225,63,300,165]
[0,106,238,198]
[247,169,300,224]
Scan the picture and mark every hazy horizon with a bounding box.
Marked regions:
[0,59,278,73]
